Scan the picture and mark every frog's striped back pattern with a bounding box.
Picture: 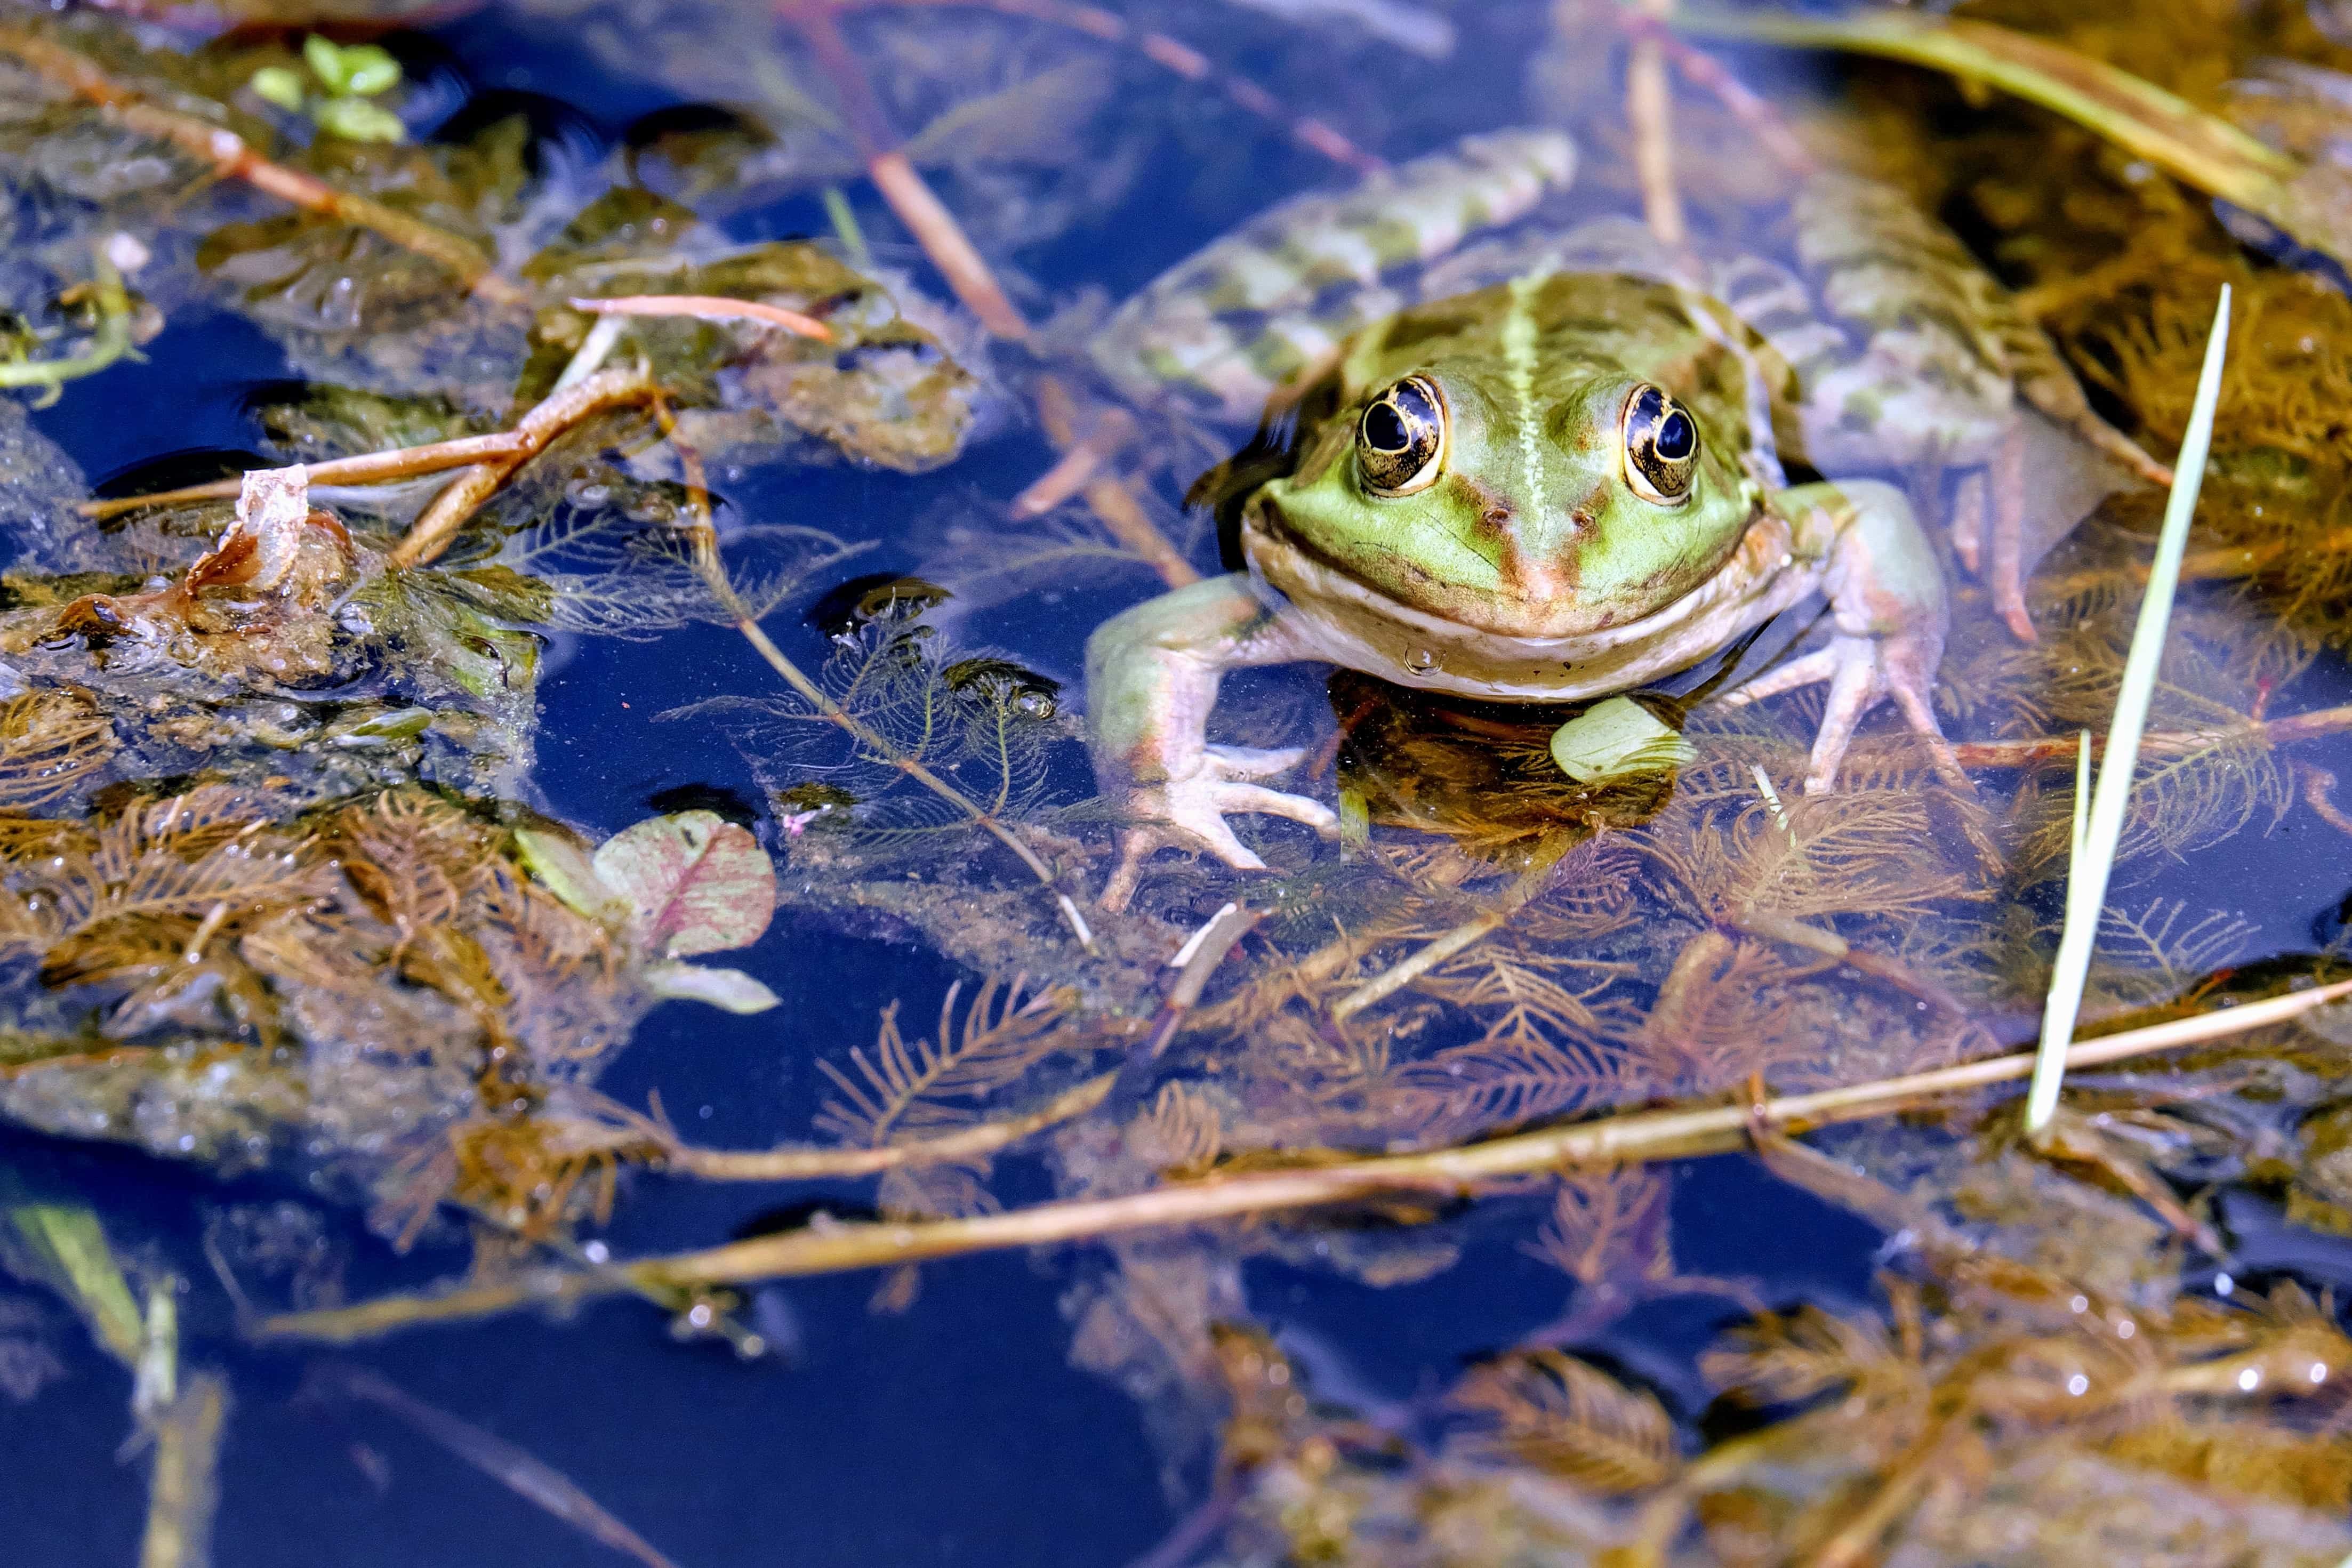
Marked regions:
[1087,130,1577,420]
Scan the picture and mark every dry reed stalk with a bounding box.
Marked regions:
[250,978,2352,1342]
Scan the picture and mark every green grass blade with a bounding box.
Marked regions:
[2027,285,2232,1137]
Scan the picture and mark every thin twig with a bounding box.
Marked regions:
[645,435,1098,952]
[139,1373,227,1568]
[1625,0,1689,252]
[0,25,520,304]
[1842,699,2352,774]
[778,0,1032,337]
[387,366,659,570]
[1332,837,1576,1020]
[1615,7,1816,174]
[250,978,2352,1342]
[569,294,832,341]
[79,431,533,519]
[1024,377,1198,587]
[319,1363,680,1568]
[661,1071,1117,1180]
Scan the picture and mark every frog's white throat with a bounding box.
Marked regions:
[1240,511,1821,702]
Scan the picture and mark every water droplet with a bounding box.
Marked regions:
[2066,1374,2088,1397]
[1406,649,1436,673]
[2238,1367,2262,1392]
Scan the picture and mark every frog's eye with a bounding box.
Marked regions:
[1356,376,1447,497]
[1621,383,1700,505]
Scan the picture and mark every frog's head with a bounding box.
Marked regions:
[1250,353,1759,639]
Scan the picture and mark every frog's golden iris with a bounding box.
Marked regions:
[1355,375,1447,497]
[1620,382,1699,506]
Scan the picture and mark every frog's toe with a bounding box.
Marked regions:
[1722,647,1837,705]
[1201,743,1311,781]
[1730,635,1962,794]
[1095,775,1335,911]
[1207,781,1339,835]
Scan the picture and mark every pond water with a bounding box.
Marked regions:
[7,2,2352,1564]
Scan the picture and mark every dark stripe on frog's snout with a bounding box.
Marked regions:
[1445,470,1586,605]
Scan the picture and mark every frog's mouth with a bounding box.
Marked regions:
[1241,511,1813,703]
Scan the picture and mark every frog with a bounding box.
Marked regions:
[1079,132,2166,911]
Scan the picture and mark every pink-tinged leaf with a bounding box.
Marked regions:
[592,811,775,957]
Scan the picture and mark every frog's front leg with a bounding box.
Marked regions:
[1725,480,1960,793]
[1086,573,1336,911]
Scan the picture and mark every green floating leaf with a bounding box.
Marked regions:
[1548,697,1694,785]
[338,44,402,98]
[314,96,407,145]
[513,827,633,928]
[643,960,781,1014]
[250,66,306,112]
[592,811,777,958]
[329,706,434,747]
[302,35,352,92]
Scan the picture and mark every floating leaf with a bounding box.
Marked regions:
[1549,696,1694,784]
[590,811,775,958]
[249,65,303,111]
[641,960,780,1014]
[512,827,632,928]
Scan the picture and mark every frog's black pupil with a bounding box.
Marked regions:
[1364,401,1410,452]
[1656,409,1694,460]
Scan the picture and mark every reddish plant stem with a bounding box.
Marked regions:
[1024,378,1199,587]
[779,0,1032,337]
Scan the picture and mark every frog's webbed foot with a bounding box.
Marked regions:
[1947,422,2037,644]
[1727,628,1961,794]
[1098,744,1338,912]
[1728,479,1962,795]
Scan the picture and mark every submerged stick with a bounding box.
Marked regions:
[2027,286,2230,1138]
[852,0,1383,172]
[1625,0,1689,251]
[139,1373,228,1568]
[644,422,1099,953]
[1023,379,1199,587]
[0,25,519,304]
[1333,837,1575,1020]
[568,294,833,341]
[250,978,2352,1342]
[778,0,1033,337]
[661,1071,1117,1180]
[322,1364,680,1568]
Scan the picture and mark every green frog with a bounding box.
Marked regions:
[1081,132,2163,910]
